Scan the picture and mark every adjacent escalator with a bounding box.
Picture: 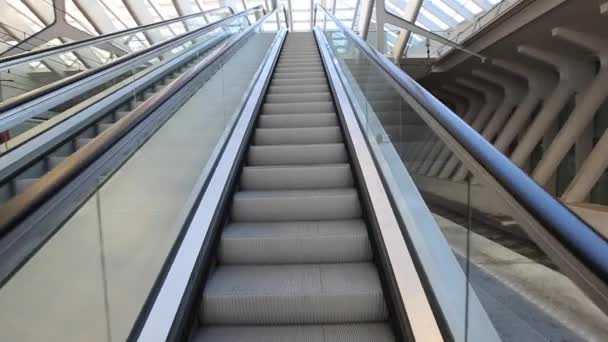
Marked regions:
[0,8,264,231]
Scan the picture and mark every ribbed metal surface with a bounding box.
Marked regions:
[193,323,394,342]
[218,220,372,264]
[253,126,342,145]
[201,264,387,324]
[247,143,348,166]
[258,113,338,128]
[240,164,353,190]
[195,32,394,341]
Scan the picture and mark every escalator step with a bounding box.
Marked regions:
[231,188,361,222]
[218,219,372,264]
[247,143,347,166]
[272,77,327,86]
[253,127,342,145]
[240,164,353,190]
[193,323,395,342]
[273,71,326,79]
[75,138,93,149]
[268,84,330,94]
[266,92,332,104]
[115,111,130,120]
[200,263,387,325]
[263,101,334,115]
[14,178,38,194]
[274,66,324,73]
[47,156,67,169]
[97,123,113,133]
[257,113,338,128]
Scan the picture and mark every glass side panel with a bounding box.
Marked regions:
[0,12,260,156]
[0,24,279,342]
[316,9,608,342]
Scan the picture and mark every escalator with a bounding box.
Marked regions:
[194,32,394,340]
[1,3,607,342]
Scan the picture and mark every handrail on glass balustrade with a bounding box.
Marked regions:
[0,6,280,236]
[0,6,236,70]
[0,6,264,117]
[314,3,608,314]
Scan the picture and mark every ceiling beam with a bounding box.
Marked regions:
[392,0,423,61]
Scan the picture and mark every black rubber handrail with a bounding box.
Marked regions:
[315,4,608,285]
[0,6,234,68]
[0,6,263,115]
[0,6,279,236]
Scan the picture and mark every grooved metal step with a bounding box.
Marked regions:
[257,113,339,128]
[272,77,327,86]
[268,84,330,94]
[253,126,342,145]
[231,188,361,221]
[263,101,334,114]
[240,164,353,190]
[266,92,332,103]
[193,323,395,342]
[247,143,348,165]
[200,263,387,324]
[218,219,372,264]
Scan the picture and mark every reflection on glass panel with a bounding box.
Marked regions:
[316,7,608,341]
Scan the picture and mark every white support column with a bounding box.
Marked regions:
[452,69,526,181]
[271,0,279,30]
[287,0,293,30]
[563,128,608,203]
[406,90,468,171]
[532,28,608,187]
[352,0,361,30]
[492,59,557,154]
[173,0,198,15]
[74,0,120,34]
[392,0,423,61]
[451,71,521,181]
[472,69,525,143]
[310,0,314,30]
[424,85,483,177]
[509,45,594,169]
[173,0,201,31]
[73,0,130,56]
[375,0,386,53]
[22,0,54,25]
[124,0,166,44]
[438,77,501,179]
[576,121,594,172]
[359,0,374,39]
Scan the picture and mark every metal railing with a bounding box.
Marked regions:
[0,6,265,235]
[0,6,263,133]
[315,2,608,316]
[0,6,235,69]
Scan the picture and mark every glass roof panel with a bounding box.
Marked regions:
[0,0,514,60]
